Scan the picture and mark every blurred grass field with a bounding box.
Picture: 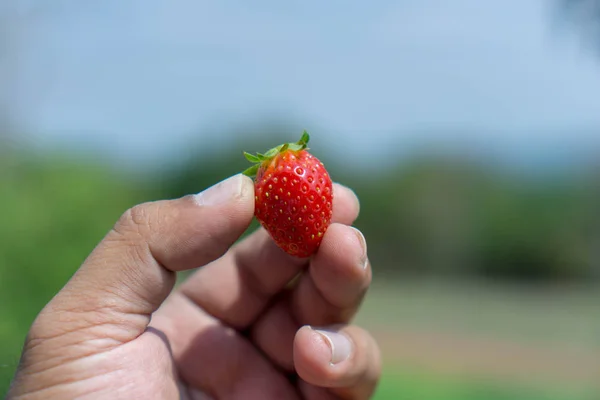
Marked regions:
[3,277,598,397]
[373,368,596,400]
[357,280,600,399]
[3,282,598,399]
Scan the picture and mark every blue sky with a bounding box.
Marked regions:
[4,0,600,170]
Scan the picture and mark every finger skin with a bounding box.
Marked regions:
[41,174,254,337]
[150,294,300,400]
[294,325,381,400]
[291,224,371,326]
[178,183,361,329]
[248,223,372,373]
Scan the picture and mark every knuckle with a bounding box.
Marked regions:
[113,203,153,238]
[107,203,157,264]
[107,202,170,268]
[129,203,148,227]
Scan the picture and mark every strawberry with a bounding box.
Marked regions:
[243,131,333,258]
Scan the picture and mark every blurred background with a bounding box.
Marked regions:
[2,0,600,398]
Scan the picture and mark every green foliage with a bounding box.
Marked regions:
[0,151,154,394]
[241,130,311,179]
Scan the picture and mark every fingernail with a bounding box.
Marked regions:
[313,327,352,365]
[194,174,246,206]
[350,227,368,269]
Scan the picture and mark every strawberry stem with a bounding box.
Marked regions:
[242,131,311,179]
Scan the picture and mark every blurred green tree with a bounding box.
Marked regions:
[159,125,600,283]
[0,153,154,393]
[559,0,600,49]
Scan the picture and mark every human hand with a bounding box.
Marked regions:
[7,174,381,399]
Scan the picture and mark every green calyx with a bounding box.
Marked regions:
[242,130,310,179]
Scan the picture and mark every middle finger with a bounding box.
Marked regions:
[250,223,371,371]
[292,223,370,326]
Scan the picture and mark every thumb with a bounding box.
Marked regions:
[26,173,254,353]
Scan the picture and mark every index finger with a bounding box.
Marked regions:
[177,183,361,329]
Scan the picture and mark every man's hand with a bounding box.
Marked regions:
[8,174,381,399]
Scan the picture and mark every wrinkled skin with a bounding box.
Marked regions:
[8,174,380,400]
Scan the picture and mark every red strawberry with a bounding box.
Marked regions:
[243,131,333,258]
